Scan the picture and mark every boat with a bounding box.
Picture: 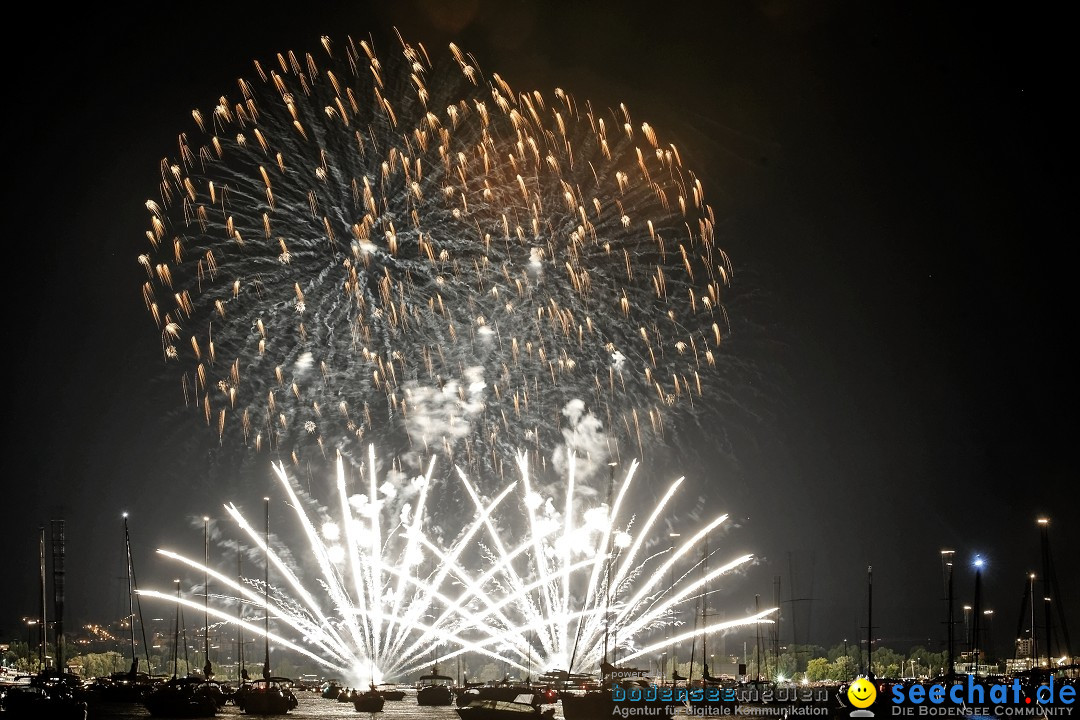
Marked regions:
[320,679,344,699]
[559,667,678,720]
[236,500,297,715]
[143,580,216,717]
[683,530,730,715]
[1,670,88,719]
[535,668,595,691]
[558,508,678,720]
[235,678,298,715]
[373,683,406,701]
[353,686,386,713]
[90,515,155,704]
[456,692,555,719]
[200,516,216,686]
[455,683,546,707]
[84,670,155,704]
[416,672,455,706]
[193,680,228,709]
[144,677,219,718]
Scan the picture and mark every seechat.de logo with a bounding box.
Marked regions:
[848,676,878,717]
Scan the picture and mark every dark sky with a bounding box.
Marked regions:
[3,0,1074,666]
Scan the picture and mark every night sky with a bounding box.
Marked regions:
[4,0,1074,665]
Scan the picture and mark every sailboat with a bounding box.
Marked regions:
[201,517,214,681]
[685,530,736,714]
[558,511,676,720]
[234,498,297,716]
[2,526,88,719]
[88,515,155,704]
[144,581,218,718]
[236,540,249,686]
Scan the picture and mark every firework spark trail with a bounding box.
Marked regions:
[145,448,772,683]
[393,450,767,675]
[387,478,525,667]
[381,454,435,656]
[136,589,349,675]
[148,452,543,683]
[138,31,734,489]
[387,473,535,663]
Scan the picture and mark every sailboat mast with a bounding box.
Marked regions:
[773,576,782,679]
[38,526,47,669]
[669,532,680,683]
[702,531,708,679]
[124,514,137,674]
[867,566,873,676]
[173,579,181,679]
[602,461,616,668]
[263,497,271,679]
[203,516,212,679]
[754,594,762,682]
[238,541,245,681]
[125,518,153,672]
[182,602,191,674]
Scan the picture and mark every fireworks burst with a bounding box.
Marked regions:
[140,447,770,686]
[137,30,734,487]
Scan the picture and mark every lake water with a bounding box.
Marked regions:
[84,691,566,719]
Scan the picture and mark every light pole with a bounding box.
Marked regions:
[1037,517,1053,668]
[983,610,994,666]
[963,605,973,659]
[1028,573,1037,668]
[25,619,38,670]
[971,557,984,676]
[941,549,955,677]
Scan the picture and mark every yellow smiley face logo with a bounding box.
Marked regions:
[847,677,877,709]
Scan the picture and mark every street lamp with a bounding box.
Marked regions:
[25,619,38,669]
[971,557,984,676]
[1028,573,1037,667]
[1036,517,1052,668]
[963,605,973,656]
[941,549,955,677]
[983,610,995,665]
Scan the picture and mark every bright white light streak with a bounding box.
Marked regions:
[144,444,767,682]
